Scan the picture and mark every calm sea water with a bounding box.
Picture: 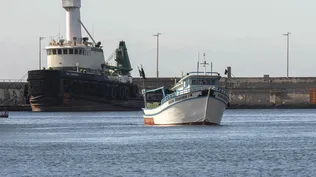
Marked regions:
[1,109,316,177]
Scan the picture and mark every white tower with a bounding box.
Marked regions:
[62,0,82,42]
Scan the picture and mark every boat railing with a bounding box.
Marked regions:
[187,71,220,76]
[216,87,229,97]
[161,86,228,105]
[142,85,228,108]
[160,86,208,105]
[142,86,165,94]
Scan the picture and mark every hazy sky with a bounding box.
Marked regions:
[1,0,316,79]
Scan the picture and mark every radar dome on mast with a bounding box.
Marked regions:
[62,0,82,42]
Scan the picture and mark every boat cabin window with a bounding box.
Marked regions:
[46,48,87,55]
[190,78,218,85]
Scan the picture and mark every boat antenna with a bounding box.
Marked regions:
[58,24,61,41]
[197,52,200,75]
[211,62,213,75]
[200,53,209,75]
[92,24,94,39]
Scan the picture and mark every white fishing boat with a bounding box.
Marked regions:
[141,61,229,125]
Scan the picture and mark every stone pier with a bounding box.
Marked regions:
[133,76,316,108]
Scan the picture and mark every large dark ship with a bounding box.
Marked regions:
[24,0,144,112]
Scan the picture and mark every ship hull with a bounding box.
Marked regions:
[30,99,144,112]
[25,70,144,112]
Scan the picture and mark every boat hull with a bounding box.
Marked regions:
[142,88,228,125]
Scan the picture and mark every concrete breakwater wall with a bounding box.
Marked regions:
[133,76,316,108]
[0,82,26,106]
[1,76,316,109]
[222,77,316,107]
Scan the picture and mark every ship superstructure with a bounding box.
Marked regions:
[47,0,104,71]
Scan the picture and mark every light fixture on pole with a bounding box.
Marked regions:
[39,36,45,70]
[283,32,291,77]
[153,32,162,78]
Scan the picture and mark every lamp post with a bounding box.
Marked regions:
[283,32,291,77]
[153,32,161,78]
[39,36,45,70]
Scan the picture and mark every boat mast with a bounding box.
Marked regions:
[211,62,213,75]
[200,53,209,75]
[197,52,200,75]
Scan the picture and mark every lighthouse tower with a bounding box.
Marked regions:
[62,0,82,42]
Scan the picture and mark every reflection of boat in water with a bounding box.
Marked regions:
[24,0,143,112]
[0,110,9,118]
[141,70,229,125]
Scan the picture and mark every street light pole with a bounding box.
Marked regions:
[39,36,45,70]
[153,32,161,78]
[283,32,291,77]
